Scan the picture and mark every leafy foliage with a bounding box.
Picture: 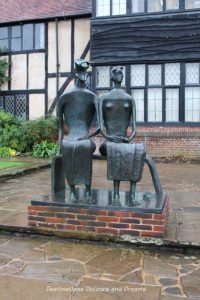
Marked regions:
[0,110,58,153]
[0,147,16,157]
[32,141,59,158]
[0,50,9,85]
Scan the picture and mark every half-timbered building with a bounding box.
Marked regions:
[0,0,91,119]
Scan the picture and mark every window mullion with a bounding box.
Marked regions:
[162,64,165,123]
[163,0,166,12]
[180,63,185,122]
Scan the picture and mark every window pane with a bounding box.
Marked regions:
[166,88,179,122]
[186,63,199,84]
[97,90,110,97]
[148,65,162,85]
[96,0,110,16]
[11,38,22,51]
[0,96,3,109]
[185,87,200,122]
[96,66,110,87]
[148,0,163,12]
[0,39,8,51]
[166,0,179,10]
[131,64,145,86]
[5,95,15,116]
[112,0,126,15]
[12,26,21,38]
[148,88,162,122]
[132,89,144,122]
[23,24,33,50]
[165,63,180,85]
[16,94,27,120]
[185,0,200,9]
[132,0,145,12]
[35,23,45,49]
[0,27,8,39]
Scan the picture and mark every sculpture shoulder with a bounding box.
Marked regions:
[58,88,97,106]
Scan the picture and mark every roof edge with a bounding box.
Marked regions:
[0,12,91,26]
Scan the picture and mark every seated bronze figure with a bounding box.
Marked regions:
[98,66,146,205]
[57,59,98,202]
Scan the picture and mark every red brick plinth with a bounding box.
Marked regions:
[28,197,169,238]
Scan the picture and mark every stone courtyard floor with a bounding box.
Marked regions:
[0,161,199,245]
[0,161,200,299]
[0,233,199,300]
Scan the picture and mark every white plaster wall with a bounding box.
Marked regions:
[11,54,27,90]
[58,21,71,72]
[48,77,57,110]
[29,94,45,120]
[28,53,45,89]
[0,56,8,91]
[48,22,56,73]
[74,18,90,61]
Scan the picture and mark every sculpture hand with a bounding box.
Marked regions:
[122,137,129,143]
[110,135,125,143]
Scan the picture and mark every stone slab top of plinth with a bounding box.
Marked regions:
[30,189,168,214]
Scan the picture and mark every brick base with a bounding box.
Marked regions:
[28,197,169,238]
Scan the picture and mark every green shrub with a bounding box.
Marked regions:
[0,110,58,153]
[0,147,16,157]
[19,117,58,152]
[0,50,9,85]
[0,110,22,150]
[32,141,59,158]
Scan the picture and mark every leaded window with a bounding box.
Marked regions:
[132,0,145,12]
[0,27,8,51]
[0,94,28,119]
[148,0,163,12]
[148,65,162,85]
[132,89,145,122]
[185,87,200,121]
[166,0,179,10]
[166,88,179,122]
[112,0,127,15]
[148,88,162,122]
[131,65,145,86]
[186,63,200,84]
[185,0,200,9]
[0,96,3,109]
[11,26,22,51]
[96,66,126,89]
[165,63,180,85]
[0,23,45,53]
[95,0,200,17]
[95,62,200,124]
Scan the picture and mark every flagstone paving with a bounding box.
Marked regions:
[0,234,199,300]
[0,161,200,245]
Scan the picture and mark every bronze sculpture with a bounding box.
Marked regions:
[57,59,98,202]
[98,66,146,205]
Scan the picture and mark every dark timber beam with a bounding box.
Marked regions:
[47,40,90,116]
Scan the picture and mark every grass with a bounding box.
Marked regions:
[0,161,30,170]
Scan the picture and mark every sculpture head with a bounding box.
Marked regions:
[75,59,89,82]
[111,66,124,84]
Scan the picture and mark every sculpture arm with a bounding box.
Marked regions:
[57,99,64,154]
[127,97,137,142]
[78,95,100,140]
